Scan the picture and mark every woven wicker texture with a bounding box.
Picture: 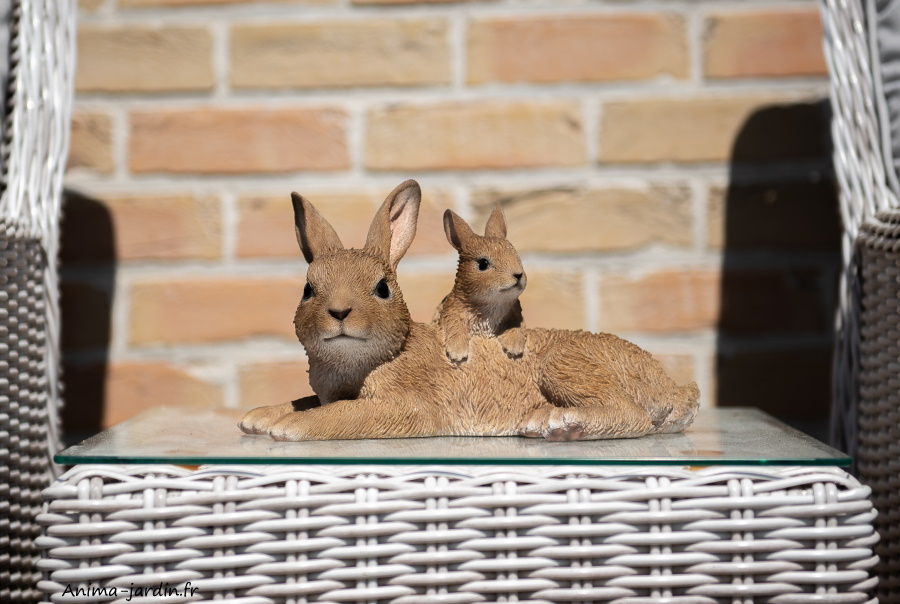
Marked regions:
[821,0,900,463]
[0,0,75,602]
[0,222,50,602]
[856,209,900,602]
[35,464,878,603]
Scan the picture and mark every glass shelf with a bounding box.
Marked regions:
[55,407,850,467]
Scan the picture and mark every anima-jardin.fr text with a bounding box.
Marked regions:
[61,582,198,600]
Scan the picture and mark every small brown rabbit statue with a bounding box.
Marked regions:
[433,206,527,363]
[239,180,700,441]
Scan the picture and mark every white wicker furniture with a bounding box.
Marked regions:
[0,0,75,602]
[820,0,900,464]
[35,464,878,604]
[35,408,878,603]
[821,1,900,600]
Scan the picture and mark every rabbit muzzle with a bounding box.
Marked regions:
[503,272,526,291]
[323,331,367,342]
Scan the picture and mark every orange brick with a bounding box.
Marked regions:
[472,187,692,253]
[77,26,213,93]
[521,270,585,331]
[469,14,687,84]
[236,188,450,259]
[599,270,721,333]
[104,363,223,427]
[366,101,586,171]
[232,20,451,89]
[129,277,304,345]
[599,96,819,163]
[704,10,826,78]
[600,267,831,336]
[395,271,458,324]
[62,194,221,262]
[240,360,315,408]
[63,362,223,429]
[238,193,373,260]
[403,187,452,257]
[69,113,113,174]
[122,0,333,5]
[129,108,349,174]
[650,353,696,388]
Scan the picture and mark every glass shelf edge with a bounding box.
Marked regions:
[55,455,852,467]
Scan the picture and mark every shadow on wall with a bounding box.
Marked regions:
[716,100,842,443]
[58,190,115,444]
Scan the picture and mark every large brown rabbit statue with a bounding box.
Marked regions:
[239,180,700,441]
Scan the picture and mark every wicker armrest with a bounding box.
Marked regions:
[855,209,900,595]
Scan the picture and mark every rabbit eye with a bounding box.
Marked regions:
[302,282,314,300]
[374,279,390,299]
[477,258,490,271]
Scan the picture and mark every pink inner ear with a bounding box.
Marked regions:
[388,196,416,263]
[391,228,409,256]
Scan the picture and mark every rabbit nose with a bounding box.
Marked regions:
[329,308,352,321]
[513,273,524,284]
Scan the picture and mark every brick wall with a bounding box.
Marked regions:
[64,0,837,433]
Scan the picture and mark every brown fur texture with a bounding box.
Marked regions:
[433,206,527,363]
[238,180,700,441]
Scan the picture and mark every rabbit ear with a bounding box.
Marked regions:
[483,204,507,239]
[443,210,478,252]
[365,179,421,270]
[292,192,344,264]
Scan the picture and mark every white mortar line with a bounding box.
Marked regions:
[687,2,706,87]
[220,189,238,265]
[450,11,467,92]
[222,357,240,409]
[110,105,129,181]
[62,160,832,197]
[583,96,600,166]
[110,269,131,359]
[212,19,230,99]
[347,102,366,177]
[71,79,831,107]
[453,182,471,220]
[695,347,714,408]
[583,268,599,333]
[691,177,708,253]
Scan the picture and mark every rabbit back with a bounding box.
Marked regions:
[347,323,697,437]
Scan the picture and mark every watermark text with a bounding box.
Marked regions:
[61,582,199,601]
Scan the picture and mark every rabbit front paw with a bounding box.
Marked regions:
[444,335,470,364]
[499,328,526,359]
[238,402,295,435]
[269,412,315,441]
[518,407,585,441]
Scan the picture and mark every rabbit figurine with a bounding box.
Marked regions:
[433,206,527,363]
[239,180,700,442]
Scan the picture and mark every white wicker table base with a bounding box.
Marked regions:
[34,464,877,604]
